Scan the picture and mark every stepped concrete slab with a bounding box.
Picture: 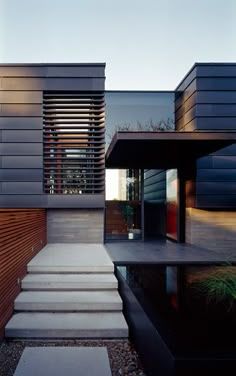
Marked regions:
[14,291,123,311]
[13,347,112,376]
[22,273,118,290]
[5,312,128,338]
[27,244,114,273]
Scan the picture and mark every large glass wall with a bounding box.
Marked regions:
[166,169,178,240]
[105,91,175,151]
[105,169,141,240]
[105,91,175,241]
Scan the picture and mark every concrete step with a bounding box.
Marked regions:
[27,244,114,274]
[14,291,123,311]
[27,265,114,274]
[5,312,129,338]
[22,273,118,291]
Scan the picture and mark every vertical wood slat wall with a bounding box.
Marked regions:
[0,209,46,338]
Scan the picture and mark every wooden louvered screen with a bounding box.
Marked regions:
[0,209,46,339]
[43,92,105,195]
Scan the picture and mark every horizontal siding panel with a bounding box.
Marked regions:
[196,194,236,208]
[211,144,236,156]
[197,65,236,76]
[196,117,236,130]
[0,169,42,181]
[0,209,46,339]
[196,104,236,117]
[197,169,236,181]
[197,182,236,194]
[0,66,46,77]
[2,130,42,142]
[0,195,47,207]
[144,182,166,194]
[212,155,236,168]
[0,117,42,130]
[144,169,166,180]
[45,78,104,91]
[197,77,236,91]
[0,143,42,155]
[0,91,42,104]
[144,169,166,203]
[2,156,43,168]
[0,104,42,117]
[175,67,197,92]
[1,78,44,91]
[2,182,43,194]
[0,65,105,78]
[197,156,213,168]
[197,91,236,104]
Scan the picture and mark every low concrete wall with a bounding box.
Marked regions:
[47,209,104,243]
[186,208,236,256]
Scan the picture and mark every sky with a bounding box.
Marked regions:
[0,0,236,90]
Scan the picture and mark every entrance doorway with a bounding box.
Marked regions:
[105,169,142,240]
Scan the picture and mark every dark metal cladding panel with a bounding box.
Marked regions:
[2,156,43,168]
[197,194,236,208]
[144,169,166,203]
[0,143,43,155]
[0,169,42,181]
[46,66,105,77]
[0,66,46,77]
[197,182,236,194]
[197,169,236,182]
[0,195,47,207]
[196,117,236,130]
[196,104,236,117]
[175,66,197,92]
[212,155,236,168]
[197,64,236,77]
[197,91,236,104]
[0,91,42,104]
[175,63,236,209]
[2,130,42,143]
[0,117,42,130]
[44,78,105,91]
[211,144,236,156]
[0,64,105,78]
[0,104,42,117]
[1,78,45,91]
[2,182,43,194]
[197,77,236,91]
[197,156,213,168]
[0,63,105,208]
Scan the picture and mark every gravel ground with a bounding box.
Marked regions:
[0,339,146,376]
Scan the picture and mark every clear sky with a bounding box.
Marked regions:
[0,0,236,90]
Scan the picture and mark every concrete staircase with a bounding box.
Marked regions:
[5,244,128,339]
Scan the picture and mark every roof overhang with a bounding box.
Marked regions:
[106,131,236,169]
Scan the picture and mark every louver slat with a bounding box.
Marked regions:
[43,92,105,195]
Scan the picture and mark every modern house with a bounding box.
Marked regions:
[1,62,236,341]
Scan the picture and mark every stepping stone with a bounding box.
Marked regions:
[14,347,112,376]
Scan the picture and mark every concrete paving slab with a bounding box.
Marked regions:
[14,291,123,311]
[28,244,114,273]
[13,347,112,376]
[22,273,118,290]
[6,312,128,338]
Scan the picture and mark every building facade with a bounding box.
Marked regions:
[1,62,236,336]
